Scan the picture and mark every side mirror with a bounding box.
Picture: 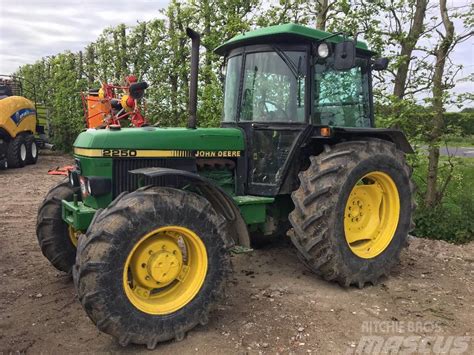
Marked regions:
[334,40,356,71]
[129,81,149,100]
[372,57,389,71]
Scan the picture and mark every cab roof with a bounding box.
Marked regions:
[214,23,372,56]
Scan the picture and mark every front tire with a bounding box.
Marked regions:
[25,134,38,164]
[36,180,80,273]
[73,187,231,348]
[7,135,27,168]
[289,139,415,287]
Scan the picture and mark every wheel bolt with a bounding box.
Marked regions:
[145,276,150,280]
[141,263,146,268]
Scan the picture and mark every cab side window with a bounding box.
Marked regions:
[314,57,371,127]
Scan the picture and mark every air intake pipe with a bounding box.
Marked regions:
[186,28,200,129]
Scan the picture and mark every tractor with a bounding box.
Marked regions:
[36,24,415,348]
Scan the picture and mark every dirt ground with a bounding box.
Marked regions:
[0,153,473,354]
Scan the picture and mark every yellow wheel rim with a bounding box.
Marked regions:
[123,226,208,315]
[68,225,80,247]
[344,171,400,259]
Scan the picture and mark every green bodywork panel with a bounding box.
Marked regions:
[74,127,244,150]
[76,156,113,209]
[233,195,275,224]
[65,127,279,233]
[199,168,234,195]
[215,23,371,55]
[62,192,277,230]
[62,200,96,231]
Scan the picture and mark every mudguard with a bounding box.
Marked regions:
[331,127,414,153]
[129,167,251,248]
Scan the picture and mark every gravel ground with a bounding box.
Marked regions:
[0,153,473,354]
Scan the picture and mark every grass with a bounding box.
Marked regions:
[411,155,474,244]
[444,135,474,147]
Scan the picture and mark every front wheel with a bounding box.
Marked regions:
[73,187,231,348]
[25,134,38,164]
[7,135,27,168]
[289,139,415,288]
[36,180,80,273]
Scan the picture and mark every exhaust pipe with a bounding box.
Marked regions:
[186,28,200,129]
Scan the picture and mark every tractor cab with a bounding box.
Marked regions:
[216,23,379,127]
[215,24,385,195]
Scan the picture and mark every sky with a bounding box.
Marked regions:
[0,0,167,74]
[0,0,472,103]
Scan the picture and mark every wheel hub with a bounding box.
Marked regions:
[20,143,26,161]
[123,226,208,315]
[148,250,182,284]
[344,171,400,259]
[68,225,80,247]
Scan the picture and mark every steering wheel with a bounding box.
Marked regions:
[262,100,289,120]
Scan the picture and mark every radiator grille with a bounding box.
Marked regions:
[112,158,170,197]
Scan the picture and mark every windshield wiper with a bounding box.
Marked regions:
[272,45,300,79]
[273,45,304,107]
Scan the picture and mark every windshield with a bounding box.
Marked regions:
[314,57,371,127]
[223,49,306,122]
[223,55,242,122]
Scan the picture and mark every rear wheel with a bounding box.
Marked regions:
[36,180,80,273]
[25,134,38,164]
[7,135,27,168]
[289,139,415,287]
[73,187,231,348]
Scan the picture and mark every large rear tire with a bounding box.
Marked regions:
[36,180,80,273]
[7,135,27,168]
[73,187,231,348]
[289,139,415,287]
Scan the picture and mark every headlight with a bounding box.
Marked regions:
[79,176,90,198]
[69,169,80,187]
[318,42,330,58]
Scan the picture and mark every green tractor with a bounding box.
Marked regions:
[37,24,415,348]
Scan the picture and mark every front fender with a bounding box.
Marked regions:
[129,167,250,248]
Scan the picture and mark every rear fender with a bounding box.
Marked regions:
[331,127,414,153]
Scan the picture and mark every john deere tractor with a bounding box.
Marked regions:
[37,24,415,348]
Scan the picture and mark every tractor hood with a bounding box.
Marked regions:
[73,126,245,152]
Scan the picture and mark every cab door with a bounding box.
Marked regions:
[236,46,308,196]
